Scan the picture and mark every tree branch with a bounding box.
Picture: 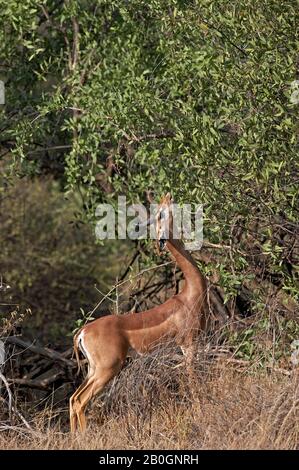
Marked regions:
[5,337,74,367]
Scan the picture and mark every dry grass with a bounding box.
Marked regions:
[0,346,298,450]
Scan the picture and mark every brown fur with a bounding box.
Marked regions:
[69,195,209,432]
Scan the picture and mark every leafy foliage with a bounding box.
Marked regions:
[0,177,131,344]
[1,0,298,315]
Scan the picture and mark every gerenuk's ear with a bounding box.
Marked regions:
[164,193,172,203]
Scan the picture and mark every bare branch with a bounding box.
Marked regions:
[8,371,64,391]
[0,371,12,420]
[5,337,74,367]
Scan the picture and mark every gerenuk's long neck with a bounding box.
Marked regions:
[166,237,206,301]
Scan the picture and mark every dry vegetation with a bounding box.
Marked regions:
[1,343,298,450]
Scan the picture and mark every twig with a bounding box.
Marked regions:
[87,261,173,320]
[28,145,72,154]
[200,18,248,57]
[202,241,231,250]
[0,396,31,430]
[115,276,119,316]
[119,250,140,281]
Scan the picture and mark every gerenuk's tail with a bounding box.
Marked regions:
[73,328,83,376]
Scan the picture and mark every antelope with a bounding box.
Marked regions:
[70,194,208,432]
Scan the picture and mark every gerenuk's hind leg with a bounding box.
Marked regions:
[70,376,91,432]
[71,363,122,432]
